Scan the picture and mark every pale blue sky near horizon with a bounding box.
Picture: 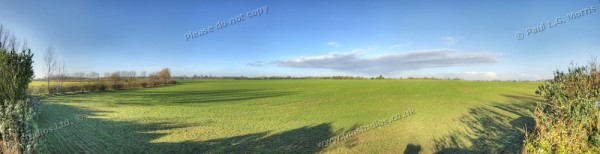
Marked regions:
[0,0,599,80]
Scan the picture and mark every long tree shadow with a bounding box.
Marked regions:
[37,103,342,153]
[432,94,540,154]
[404,144,422,154]
[44,89,297,106]
[157,123,338,153]
[134,89,297,104]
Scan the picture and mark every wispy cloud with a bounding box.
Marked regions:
[440,36,461,45]
[326,41,340,48]
[273,49,499,74]
[247,61,264,67]
[390,42,413,49]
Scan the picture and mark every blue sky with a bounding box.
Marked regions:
[1,0,599,80]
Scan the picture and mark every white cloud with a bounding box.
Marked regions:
[465,71,497,79]
[440,36,461,45]
[517,73,545,81]
[390,42,413,49]
[326,41,340,48]
[273,49,499,74]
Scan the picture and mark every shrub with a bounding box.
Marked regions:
[0,44,37,153]
[158,68,171,81]
[523,58,600,153]
[98,83,107,91]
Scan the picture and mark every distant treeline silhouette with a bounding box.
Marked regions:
[173,75,546,82]
[30,68,176,94]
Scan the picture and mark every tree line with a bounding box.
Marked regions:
[37,43,175,95]
[177,75,399,80]
[174,75,547,82]
[31,67,176,95]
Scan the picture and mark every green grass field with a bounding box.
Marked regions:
[34,80,540,153]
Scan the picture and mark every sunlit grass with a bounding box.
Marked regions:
[35,80,540,153]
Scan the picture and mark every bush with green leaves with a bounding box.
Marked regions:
[0,25,37,153]
[523,59,600,153]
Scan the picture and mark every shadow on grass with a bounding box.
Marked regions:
[37,103,340,153]
[430,94,540,154]
[44,89,296,106]
[404,144,422,154]
[129,89,297,104]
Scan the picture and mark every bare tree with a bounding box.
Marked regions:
[44,46,57,94]
[109,72,120,82]
[57,60,66,93]
[0,24,15,50]
[73,72,85,82]
[0,24,8,50]
[131,71,136,80]
[0,24,5,49]
[0,24,23,51]
[89,72,99,81]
